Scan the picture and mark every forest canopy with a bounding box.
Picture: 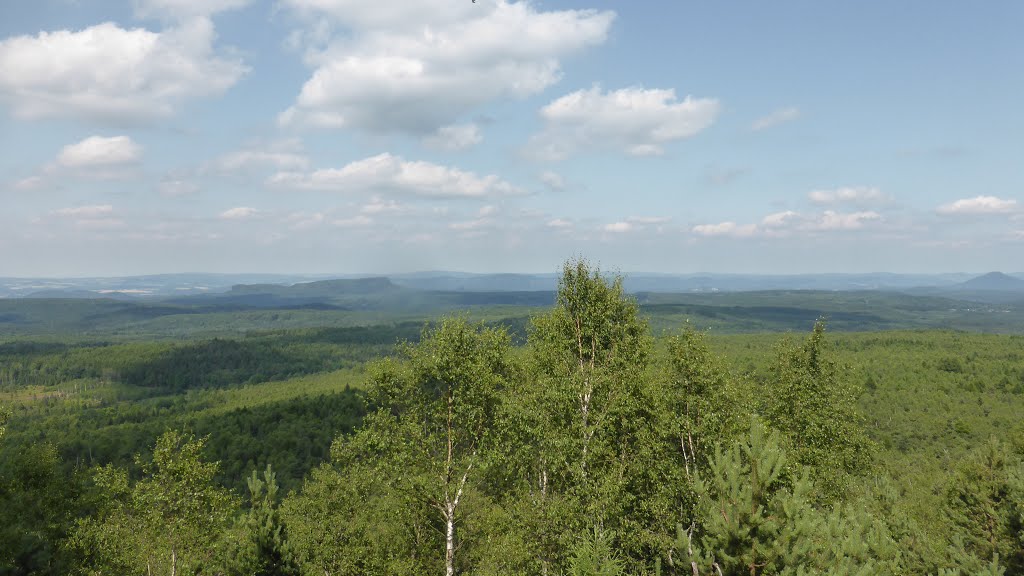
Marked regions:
[1,259,1023,575]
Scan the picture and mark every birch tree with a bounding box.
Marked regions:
[518,259,653,569]
[331,317,514,576]
[763,319,874,499]
[73,430,236,575]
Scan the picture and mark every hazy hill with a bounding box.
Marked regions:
[958,271,1024,291]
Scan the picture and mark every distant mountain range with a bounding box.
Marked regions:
[2,271,1024,302]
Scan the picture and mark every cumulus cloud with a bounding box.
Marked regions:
[422,123,483,151]
[760,210,800,228]
[269,153,524,198]
[937,195,1018,215]
[57,136,142,168]
[529,86,719,160]
[808,186,886,205]
[751,106,800,131]
[279,0,614,133]
[0,19,247,123]
[219,206,260,220]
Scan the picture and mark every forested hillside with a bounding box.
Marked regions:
[1,261,1023,575]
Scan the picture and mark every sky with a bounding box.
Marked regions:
[1,0,1022,276]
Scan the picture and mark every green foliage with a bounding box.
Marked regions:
[280,462,429,575]
[567,528,625,576]
[5,264,1024,575]
[73,430,237,575]
[683,420,900,575]
[762,319,874,498]
[944,438,1024,573]
[0,442,83,575]
[663,325,746,473]
[938,356,965,373]
[517,259,657,567]
[219,464,296,576]
[305,317,516,575]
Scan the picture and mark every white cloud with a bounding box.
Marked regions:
[57,136,142,168]
[540,171,565,191]
[751,106,800,131]
[530,86,719,160]
[603,221,633,233]
[808,186,886,205]
[0,20,247,122]
[547,218,573,229]
[219,207,260,220]
[423,123,483,151]
[760,210,800,228]
[54,205,114,217]
[269,153,524,198]
[279,1,614,132]
[693,210,880,238]
[692,221,758,238]
[217,150,310,172]
[361,196,410,214]
[133,0,250,19]
[937,195,1018,215]
[814,210,881,230]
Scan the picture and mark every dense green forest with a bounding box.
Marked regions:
[2,261,1023,575]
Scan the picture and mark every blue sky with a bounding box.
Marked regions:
[1,0,1022,276]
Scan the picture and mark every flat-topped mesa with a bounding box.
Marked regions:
[228,276,399,296]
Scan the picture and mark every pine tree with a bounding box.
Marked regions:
[223,464,296,575]
[945,437,1024,574]
[679,419,899,575]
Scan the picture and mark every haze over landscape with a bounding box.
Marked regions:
[2,1,1022,276]
[5,3,1024,576]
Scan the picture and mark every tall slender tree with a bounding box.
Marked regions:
[329,317,515,576]
[763,319,874,498]
[516,258,654,570]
